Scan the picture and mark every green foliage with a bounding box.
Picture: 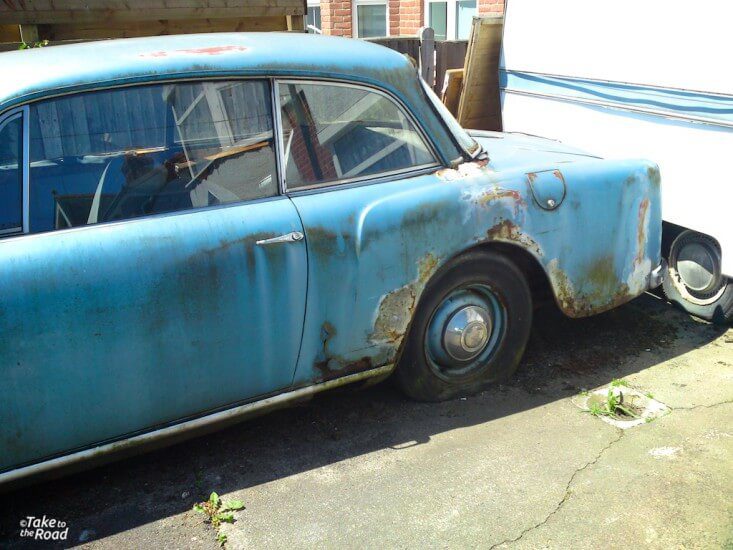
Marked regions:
[193,491,246,544]
[610,378,629,388]
[19,40,49,50]
[586,388,639,419]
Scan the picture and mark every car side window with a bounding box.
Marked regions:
[277,81,436,189]
[28,80,277,233]
[0,113,23,235]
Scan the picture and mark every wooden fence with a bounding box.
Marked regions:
[367,32,468,95]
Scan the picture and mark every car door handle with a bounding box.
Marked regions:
[256,231,304,246]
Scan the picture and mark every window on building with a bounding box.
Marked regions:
[307,0,322,33]
[0,112,23,235]
[426,0,476,40]
[28,80,278,233]
[355,0,388,38]
[277,81,436,189]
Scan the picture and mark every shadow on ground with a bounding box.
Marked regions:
[0,294,727,547]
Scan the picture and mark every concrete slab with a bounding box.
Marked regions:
[0,295,730,549]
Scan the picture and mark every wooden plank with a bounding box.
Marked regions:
[286,14,305,31]
[18,23,39,43]
[0,24,19,42]
[43,16,288,40]
[440,68,463,118]
[434,40,468,94]
[0,5,304,25]
[456,16,503,131]
[0,0,302,8]
[418,26,435,87]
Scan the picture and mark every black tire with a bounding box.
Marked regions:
[661,230,733,324]
[396,250,532,401]
[662,273,733,324]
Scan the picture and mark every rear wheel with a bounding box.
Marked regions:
[662,230,733,324]
[396,250,532,401]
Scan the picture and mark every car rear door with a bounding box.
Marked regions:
[0,79,307,472]
[273,79,443,386]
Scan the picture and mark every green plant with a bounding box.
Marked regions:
[610,378,629,388]
[586,388,639,419]
[645,391,655,399]
[19,39,49,50]
[194,492,245,529]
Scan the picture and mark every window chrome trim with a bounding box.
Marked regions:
[273,78,442,193]
[0,107,27,236]
[271,77,287,196]
[286,163,439,197]
[22,105,30,234]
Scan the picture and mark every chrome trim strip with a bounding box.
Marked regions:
[22,105,30,234]
[0,364,394,485]
[0,108,26,236]
[286,162,440,193]
[285,163,440,197]
[501,88,733,130]
[270,77,287,196]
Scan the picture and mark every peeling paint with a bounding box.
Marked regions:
[371,253,440,345]
[140,46,249,58]
[435,161,487,181]
[547,258,634,317]
[485,219,543,257]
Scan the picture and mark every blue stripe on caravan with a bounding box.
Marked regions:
[500,70,733,128]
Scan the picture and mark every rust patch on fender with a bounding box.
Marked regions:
[547,258,633,317]
[635,198,650,265]
[486,219,543,257]
[371,253,440,346]
[313,322,380,381]
[470,186,526,217]
[646,165,661,188]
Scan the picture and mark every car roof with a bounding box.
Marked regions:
[0,32,465,164]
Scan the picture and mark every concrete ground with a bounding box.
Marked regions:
[1,294,731,549]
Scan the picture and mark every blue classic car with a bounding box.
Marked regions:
[0,33,663,483]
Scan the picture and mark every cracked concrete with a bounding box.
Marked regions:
[0,294,731,549]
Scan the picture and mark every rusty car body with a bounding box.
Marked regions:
[0,33,663,484]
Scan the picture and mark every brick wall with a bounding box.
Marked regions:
[397,0,423,36]
[320,0,353,37]
[320,0,503,38]
[478,0,505,16]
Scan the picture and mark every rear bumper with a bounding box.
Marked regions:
[648,259,667,290]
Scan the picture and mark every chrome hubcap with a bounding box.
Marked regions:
[677,241,717,292]
[425,285,505,380]
[443,305,492,361]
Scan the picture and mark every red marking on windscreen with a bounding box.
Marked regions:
[140,45,248,58]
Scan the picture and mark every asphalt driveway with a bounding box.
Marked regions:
[1,294,731,549]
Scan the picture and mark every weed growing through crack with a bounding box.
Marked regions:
[610,378,630,388]
[194,492,245,546]
[586,388,639,419]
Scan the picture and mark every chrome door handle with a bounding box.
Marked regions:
[256,231,304,246]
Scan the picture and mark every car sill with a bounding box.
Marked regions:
[0,364,394,487]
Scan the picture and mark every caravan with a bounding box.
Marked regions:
[500,0,733,322]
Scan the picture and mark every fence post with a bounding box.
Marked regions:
[418,26,435,87]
